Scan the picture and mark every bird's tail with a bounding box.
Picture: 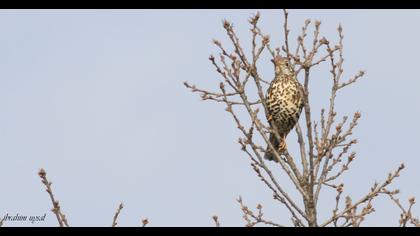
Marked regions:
[264,133,280,162]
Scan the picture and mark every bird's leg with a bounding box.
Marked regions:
[278,134,287,153]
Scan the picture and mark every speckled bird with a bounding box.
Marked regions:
[264,55,304,161]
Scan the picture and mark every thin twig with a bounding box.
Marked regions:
[111,203,124,227]
[212,215,221,227]
[237,197,285,227]
[38,168,69,227]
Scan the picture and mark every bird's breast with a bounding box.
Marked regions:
[266,79,304,134]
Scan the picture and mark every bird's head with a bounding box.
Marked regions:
[271,55,294,76]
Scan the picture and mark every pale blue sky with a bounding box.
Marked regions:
[0,9,419,227]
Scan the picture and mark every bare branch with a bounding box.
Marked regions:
[321,163,405,227]
[38,168,69,227]
[283,9,290,60]
[381,189,420,227]
[237,197,285,227]
[111,203,124,227]
[212,215,221,227]
[338,70,366,89]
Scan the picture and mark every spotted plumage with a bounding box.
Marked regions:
[264,55,304,161]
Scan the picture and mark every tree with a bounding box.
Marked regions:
[185,10,419,227]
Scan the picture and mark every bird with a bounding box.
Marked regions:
[264,55,305,162]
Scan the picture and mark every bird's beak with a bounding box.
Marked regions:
[270,58,275,64]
